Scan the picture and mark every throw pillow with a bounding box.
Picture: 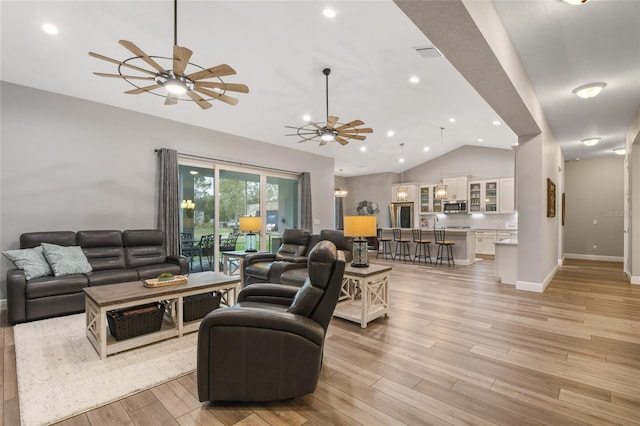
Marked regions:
[41,243,92,277]
[2,246,53,280]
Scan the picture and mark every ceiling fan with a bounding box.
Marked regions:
[88,0,248,110]
[285,68,372,146]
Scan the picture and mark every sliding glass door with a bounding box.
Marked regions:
[178,157,300,270]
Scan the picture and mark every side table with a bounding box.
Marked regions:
[333,263,392,328]
[221,250,267,283]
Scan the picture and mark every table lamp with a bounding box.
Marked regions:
[343,215,376,267]
[239,216,262,252]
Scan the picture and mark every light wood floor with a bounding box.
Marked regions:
[3,257,640,425]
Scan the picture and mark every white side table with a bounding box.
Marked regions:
[333,263,392,328]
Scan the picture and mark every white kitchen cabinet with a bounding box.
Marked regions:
[419,185,431,213]
[475,230,497,255]
[443,176,468,201]
[391,184,416,203]
[468,179,499,213]
[499,178,515,213]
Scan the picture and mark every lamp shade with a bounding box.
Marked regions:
[239,216,262,232]
[343,215,376,238]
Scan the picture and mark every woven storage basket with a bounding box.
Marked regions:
[107,302,166,341]
[183,291,222,322]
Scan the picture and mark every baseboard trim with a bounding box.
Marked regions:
[516,264,558,293]
[564,253,624,262]
[631,276,640,285]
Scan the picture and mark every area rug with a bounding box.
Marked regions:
[14,313,197,426]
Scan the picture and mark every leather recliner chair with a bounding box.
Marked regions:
[242,228,311,286]
[197,240,346,402]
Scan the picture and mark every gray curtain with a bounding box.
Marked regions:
[335,197,344,230]
[157,148,180,256]
[300,172,313,232]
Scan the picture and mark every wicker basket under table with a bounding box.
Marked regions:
[107,302,166,341]
[183,291,222,322]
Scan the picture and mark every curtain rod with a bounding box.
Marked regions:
[154,149,302,176]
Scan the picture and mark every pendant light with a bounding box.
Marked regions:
[435,127,448,200]
[396,143,408,201]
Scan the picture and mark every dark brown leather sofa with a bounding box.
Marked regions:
[197,240,346,402]
[6,229,189,324]
[243,228,352,287]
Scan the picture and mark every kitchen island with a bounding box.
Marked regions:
[380,228,477,265]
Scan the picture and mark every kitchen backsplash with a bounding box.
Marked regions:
[420,213,518,230]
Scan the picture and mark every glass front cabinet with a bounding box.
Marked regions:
[468,180,499,214]
[419,184,444,215]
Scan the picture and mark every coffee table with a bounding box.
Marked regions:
[84,271,240,359]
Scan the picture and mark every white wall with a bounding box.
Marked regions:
[0,82,335,299]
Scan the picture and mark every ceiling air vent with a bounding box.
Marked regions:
[415,46,443,59]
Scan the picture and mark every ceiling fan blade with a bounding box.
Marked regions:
[173,45,193,75]
[308,122,323,130]
[186,90,213,109]
[165,93,178,106]
[93,72,155,81]
[196,81,249,93]
[89,52,157,76]
[119,40,166,73]
[345,134,367,141]
[335,136,349,146]
[326,116,339,130]
[194,86,239,106]
[334,120,364,131]
[340,127,374,134]
[125,84,161,94]
[187,64,236,81]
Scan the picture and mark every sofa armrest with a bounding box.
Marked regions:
[268,260,307,283]
[237,283,300,306]
[7,269,27,324]
[244,252,276,267]
[275,255,307,264]
[166,255,189,275]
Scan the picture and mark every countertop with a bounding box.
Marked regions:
[494,239,518,246]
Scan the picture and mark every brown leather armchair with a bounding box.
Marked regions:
[242,228,310,286]
[197,240,346,402]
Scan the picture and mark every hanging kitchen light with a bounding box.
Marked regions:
[396,143,408,201]
[435,127,448,200]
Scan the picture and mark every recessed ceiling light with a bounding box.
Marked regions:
[360,146,367,152]
[563,0,590,4]
[323,8,336,18]
[42,23,58,35]
[423,147,430,152]
[387,130,395,137]
[409,76,420,84]
[581,137,601,146]
[477,138,484,142]
[448,118,456,123]
[573,82,606,99]
[575,157,581,161]
[399,158,405,163]
[302,114,311,122]
[492,120,501,126]
[614,148,626,155]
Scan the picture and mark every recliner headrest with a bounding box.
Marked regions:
[282,228,310,246]
[307,240,337,289]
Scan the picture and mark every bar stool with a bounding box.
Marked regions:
[434,229,455,266]
[412,228,432,264]
[376,228,393,260]
[393,228,411,262]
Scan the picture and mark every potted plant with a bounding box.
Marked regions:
[157,272,174,282]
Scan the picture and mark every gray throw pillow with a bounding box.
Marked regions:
[41,243,92,277]
[2,246,53,280]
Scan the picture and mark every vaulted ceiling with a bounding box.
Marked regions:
[1,1,637,176]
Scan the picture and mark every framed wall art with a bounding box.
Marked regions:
[547,178,556,218]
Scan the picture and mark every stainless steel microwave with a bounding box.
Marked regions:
[443,201,467,214]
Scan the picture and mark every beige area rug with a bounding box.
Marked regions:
[14,313,197,426]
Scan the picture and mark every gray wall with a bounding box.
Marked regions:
[564,157,624,258]
[338,173,395,228]
[1,82,335,299]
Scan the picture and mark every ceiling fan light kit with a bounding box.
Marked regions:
[285,67,373,146]
[89,0,248,109]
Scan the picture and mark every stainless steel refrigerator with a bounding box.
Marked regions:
[390,202,414,228]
